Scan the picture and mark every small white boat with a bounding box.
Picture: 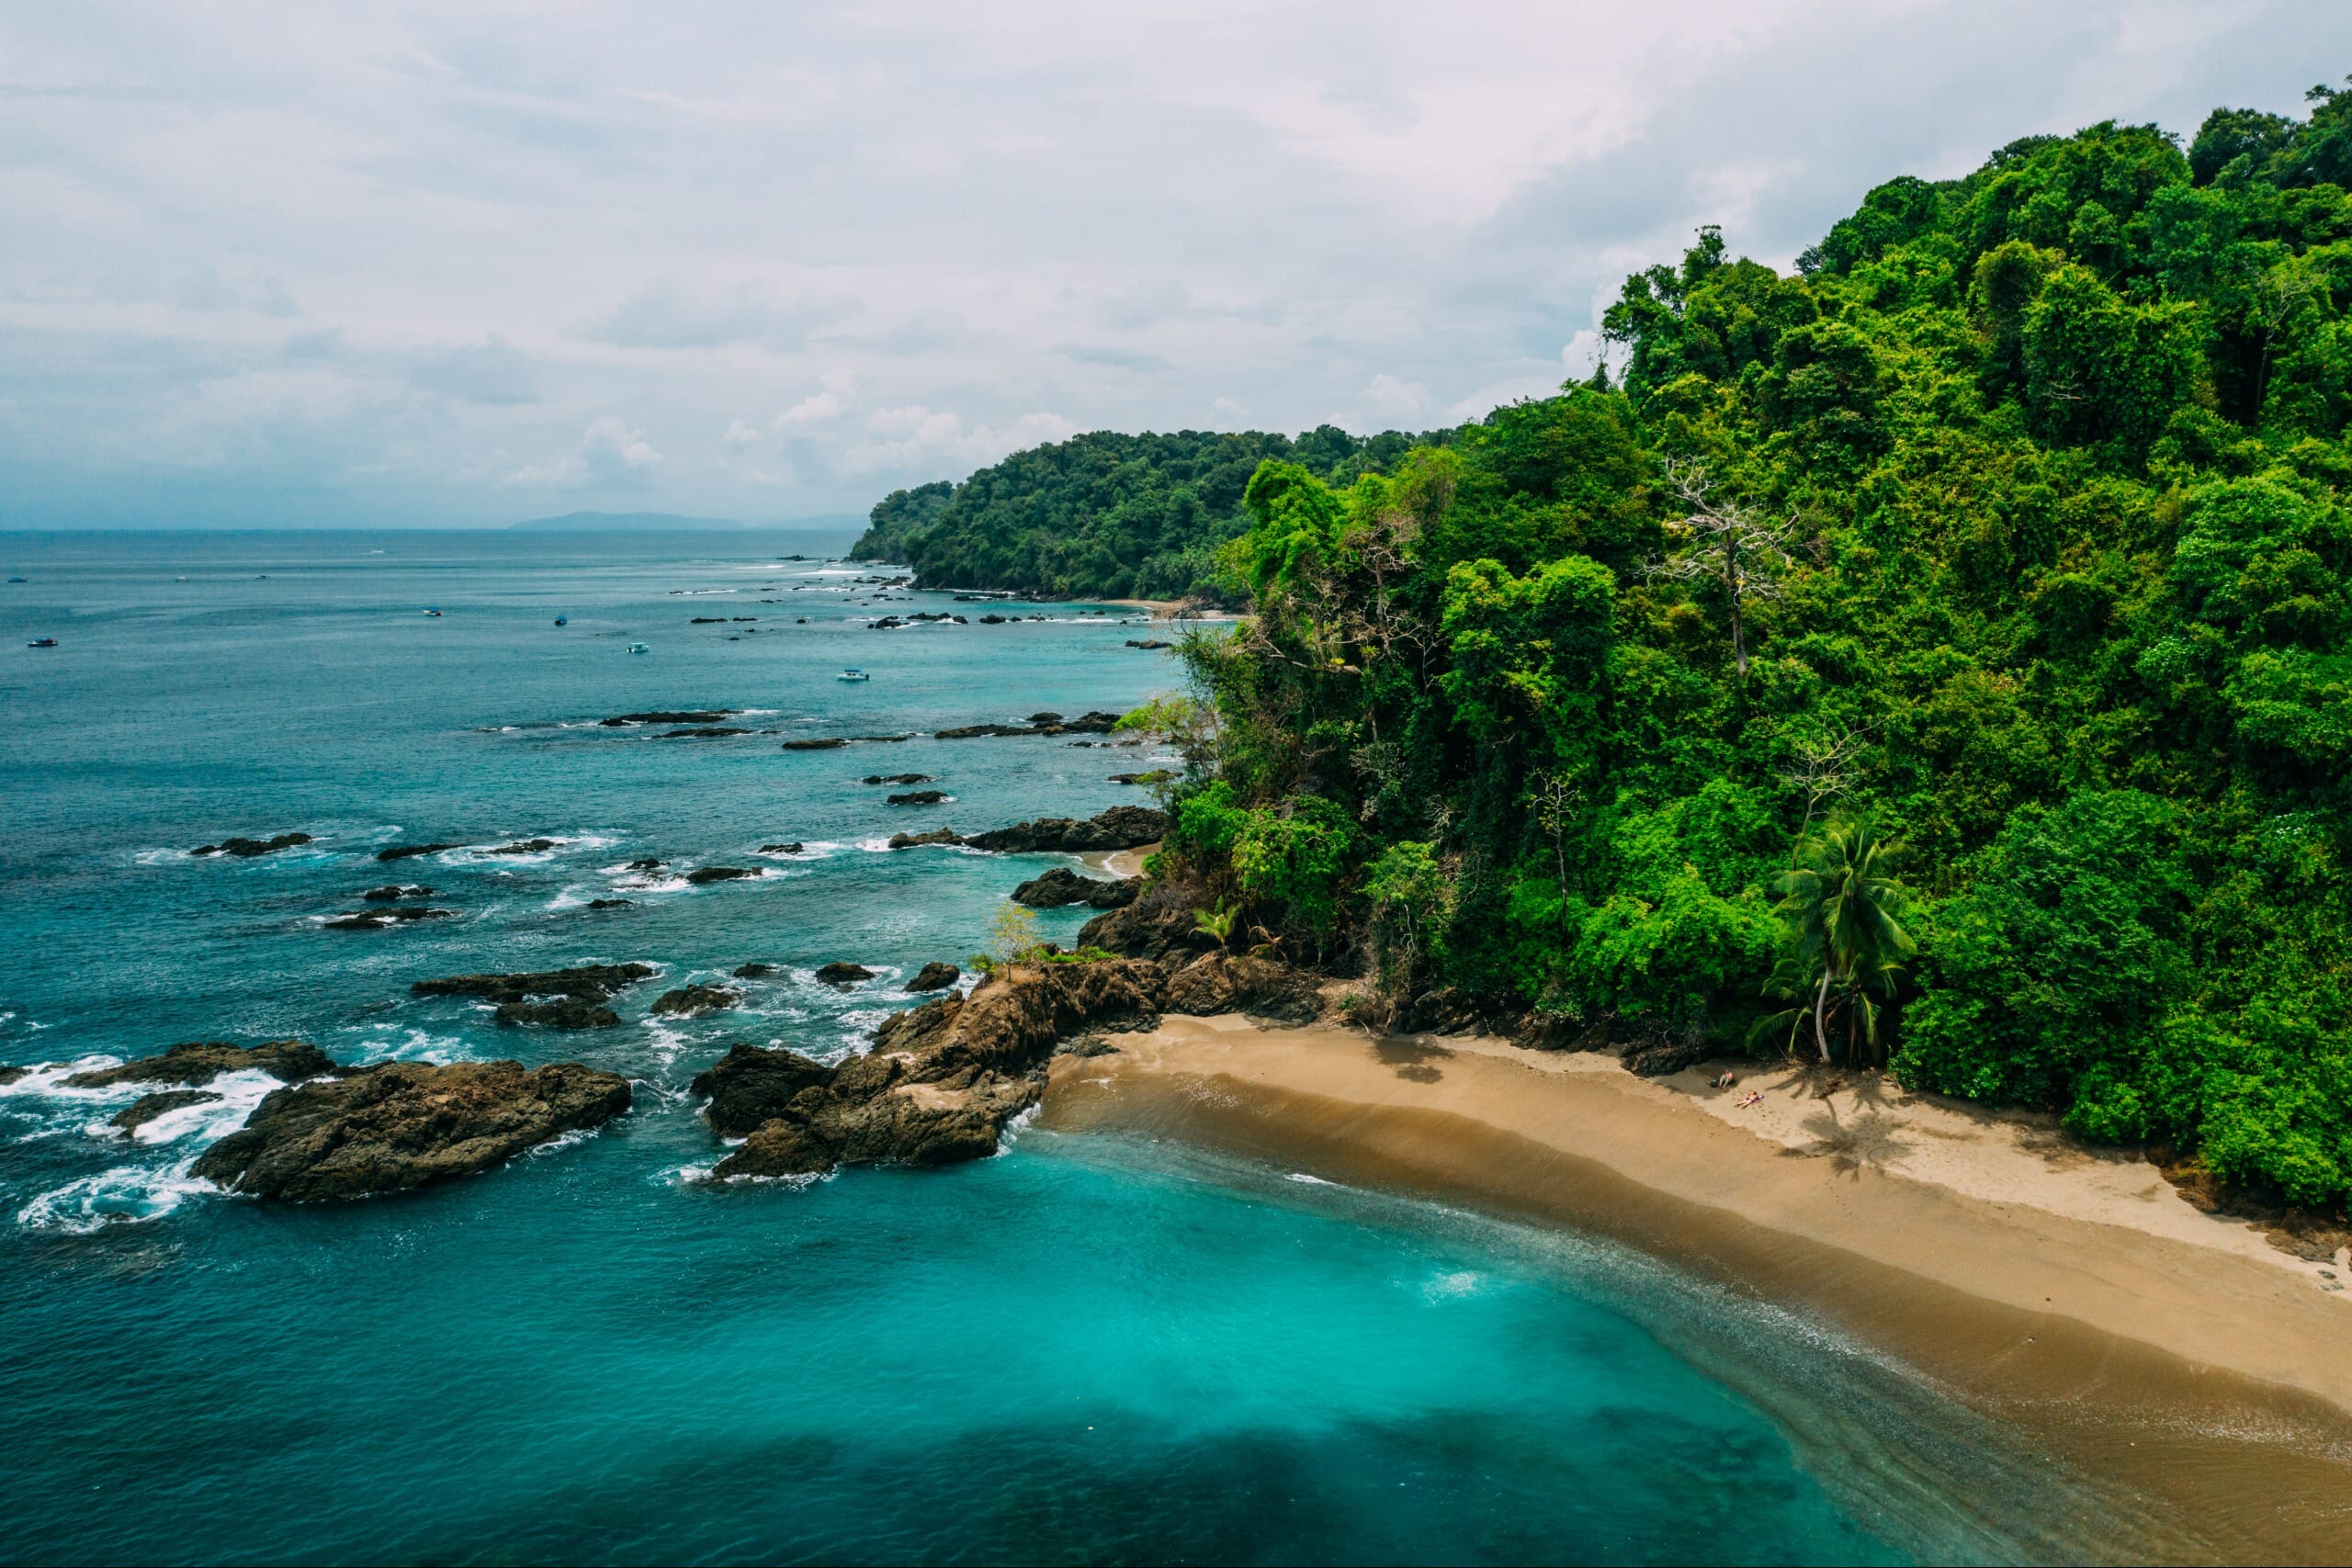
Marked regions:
[423,607,443,617]
[28,637,58,648]
[836,668,870,682]
[628,642,650,655]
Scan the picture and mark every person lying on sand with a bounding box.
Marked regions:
[1735,1091,1763,1109]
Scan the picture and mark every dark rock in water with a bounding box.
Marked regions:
[658,727,750,739]
[378,842,459,862]
[888,789,948,806]
[864,773,933,785]
[685,865,760,885]
[362,884,433,901]
[493,998,621,1029]
[732,963,778,978]
[814,962,876,987]
[1125,639,1172,649]
[0,1066,26,1087]
[65,1040,339,1089]
[111,1089,222,1134]
[602,710,731,727]
[191,1059,632,1201]
[933,722,1029,739]
[701,959,1166,1178]
[760,842,805,855]
[692,1043,835,1137]
[1077,880,1219,962]
[978,614,1006,624]
[869,615,904,629]
[486,838,556,855]
[651,985,739,1017]
[850,734,913,742]
[627,857,663,871]
[967,805,1166,854]
[1010,867,1142,909]
[780,738,846,750]
[888,828,964,849]
[192,832,312,858]
[1046,710,1125,735]
[1108,772,1172,785]
[412,963,655,1005]
[690,615,727,623]
[1164,953,1324,1025]
[1029,712,1065,724]
[906,961,961,993]
[587,897,633,910]
[325,906,454,931]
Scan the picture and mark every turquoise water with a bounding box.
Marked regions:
[0,532,2063,1563]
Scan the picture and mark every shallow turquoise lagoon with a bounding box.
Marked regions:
[0,532,2060,1563]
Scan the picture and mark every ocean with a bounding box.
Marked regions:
[0,530,2083,1564]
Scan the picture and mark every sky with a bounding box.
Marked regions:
[2,2,2346,529]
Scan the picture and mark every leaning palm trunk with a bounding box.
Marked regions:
[1812,969,1834,1063]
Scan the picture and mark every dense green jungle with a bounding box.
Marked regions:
[862,86,2352,1218]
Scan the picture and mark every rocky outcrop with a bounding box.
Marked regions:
[934,710,1125,740]
[587,897,632,910]
[864,773,932,785]
[659,727,750,739]
[1108,772,1172,785]
[486,838,555,855]
[324,906,453,931]
[888,828,963,849]
[966,806,1166,853]
[413,963,655,1005]
[732,963,778,978]
[651,985,739,1017]
[1125,638,1172,649]
[815,963,875,987]
[760,842,805,854]
[602,710,732,726]
[906,961,961,993]
[686,865,761,885]
[377,842,458,862]
[363,884,432,900]
[780,738,846,750]
[1076,879,1218,962]
[695,958,1166,1177]
[64,1040,339,1089]
[888,790,949,806]
[192,832,312,857]
[111,1089,221,1134]
[191,1059,632,1201]
[1162,953,1325,1025]
[1010,867,1142,909]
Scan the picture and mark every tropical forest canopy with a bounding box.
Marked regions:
[850,427,1434,600]
[884,85,2352,1211]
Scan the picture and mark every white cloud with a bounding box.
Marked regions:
[1363,373,1430,416]
[842,406,1079,477]
[503,416,662,490]
[0,1,2342,525]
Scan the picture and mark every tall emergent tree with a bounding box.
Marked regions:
[1765,813,1918,1065]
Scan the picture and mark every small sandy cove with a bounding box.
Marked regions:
[1044,1013,2352,1561]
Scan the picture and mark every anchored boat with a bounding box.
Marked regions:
[836,667,870,682]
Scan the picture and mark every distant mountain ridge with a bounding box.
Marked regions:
[508,510,865,532]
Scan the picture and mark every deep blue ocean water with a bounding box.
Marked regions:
[0,531,2086,1564]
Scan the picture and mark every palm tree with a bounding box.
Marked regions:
[1761,810,1917,1064]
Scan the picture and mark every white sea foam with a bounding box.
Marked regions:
[17,1162,220,1234]
[118,1069,283,1146]
[133,847,195,866]
[523,1124,603,1158]
[1421,1269,1488,1302]
[1286,1172,1338,1187]
[995,1100,1043,1154]
[345,1028,462,1066]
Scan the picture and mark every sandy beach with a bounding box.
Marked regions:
[1044,1014,2352,1562]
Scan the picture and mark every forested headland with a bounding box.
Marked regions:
[897,87,2352,1215]
[851,428,1432,600]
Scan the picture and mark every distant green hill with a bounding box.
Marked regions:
[850,426,1437,600]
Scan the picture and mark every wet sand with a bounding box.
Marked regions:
[1044,1014,2352,1562]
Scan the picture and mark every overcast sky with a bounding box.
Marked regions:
[3,2,2345,528]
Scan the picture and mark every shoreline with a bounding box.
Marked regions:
[1042,1014,2352,1562]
